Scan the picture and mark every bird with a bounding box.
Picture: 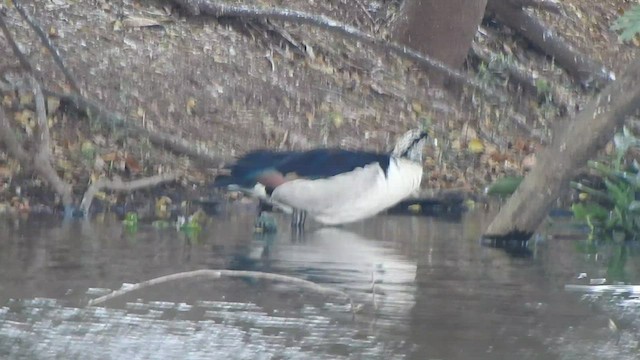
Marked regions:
[213,128,428,229]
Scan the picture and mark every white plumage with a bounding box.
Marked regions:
[271,158,423,225]
[214,129,428,228]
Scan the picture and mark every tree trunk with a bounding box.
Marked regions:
[392,0,488,72]
[484,58,640,240]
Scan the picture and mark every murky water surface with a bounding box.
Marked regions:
[0,210,638,359]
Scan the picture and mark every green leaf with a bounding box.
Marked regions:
[571,203,609,222]
[485,176,523,196]
[611,5,640,42]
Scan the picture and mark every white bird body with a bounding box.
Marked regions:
[214,129,428,228]
[271,158,423,225]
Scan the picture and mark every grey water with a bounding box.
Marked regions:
[0,208,638,359]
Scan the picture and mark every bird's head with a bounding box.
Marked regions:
[392,128,428,163]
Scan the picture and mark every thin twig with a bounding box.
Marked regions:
[80,173,180,214]
[13,0,82,94]
[29,75,74,206]
[43,89,230,167]
[87,269,353,308]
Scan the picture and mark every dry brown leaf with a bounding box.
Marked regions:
[125,154,142,174]
[101,152,118,162]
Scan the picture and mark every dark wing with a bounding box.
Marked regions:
[213,149,389,188]
[275,149,390,179]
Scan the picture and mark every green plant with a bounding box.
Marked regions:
[611,4,640,43]
[571,128,640,241]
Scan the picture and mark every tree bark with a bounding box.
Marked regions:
[392,0,488,71]
[484,58,640,239]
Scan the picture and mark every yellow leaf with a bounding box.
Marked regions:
[19,94,33,106]
[408,204,422,213]
[468,138,485,154]
[155,196,172,219]
[15,110,35,129]
[411,101,422,113]
[331,112,343,128]
[2,95,13,107]
[186,98,197,115]
[305,111,315,128]
[48,26,58,38]
[95,191,107,201]
[47,97,60,113]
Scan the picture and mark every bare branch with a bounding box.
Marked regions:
[0,13,35,73]
[80,173,180,214]
[487,0,613,89]
[28,75,74,206]
[87,269,353,307]
[169,0,506,100]
[44,90,230,167]
[13,0,82,94]
[470,42,567,109]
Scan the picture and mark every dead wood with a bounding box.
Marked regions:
[506,0,562,14]
[29,76,74,207]
[87,269,353,308]
[0,10,213,214]
[470,42,567,109]
[486,0,613,89]
[45,90,229,167]
[80,173,180,215]
[168,0,505,99]
[484,58,640,239]
[12,0,82,94]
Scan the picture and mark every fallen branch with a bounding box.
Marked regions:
[45,90,229,167]
[0,12,35,74]
[13,0,82,94]
[486,0,613,89]
[470,42,567,108]
[168,0,506,100]
[87,269,353,308]
[3,6,227,167]
[80,173,180,215]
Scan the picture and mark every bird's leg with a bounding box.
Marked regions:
[291,208,307,229]
[290,208,306,242]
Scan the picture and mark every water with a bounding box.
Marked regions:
[0,210,638,359]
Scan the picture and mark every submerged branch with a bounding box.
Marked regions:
[87,269,353,308]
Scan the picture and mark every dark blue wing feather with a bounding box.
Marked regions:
[213,149,390,188]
